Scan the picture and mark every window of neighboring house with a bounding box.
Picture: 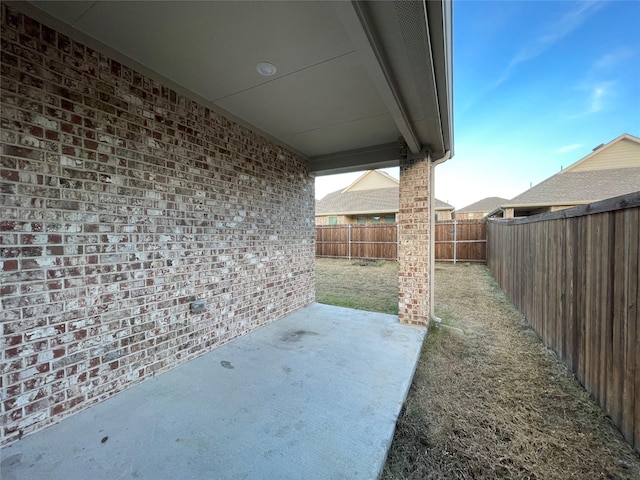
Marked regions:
[435,213,439,221]
[357,217,366,224]
[371,216,381,224]
[384,215,395,224]
[328,217,337,225]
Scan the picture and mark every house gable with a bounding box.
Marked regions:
[564,134,640,173]
[343,169,399,192]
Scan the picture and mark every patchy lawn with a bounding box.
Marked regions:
[315,258,399,315]
[315,259,640,480]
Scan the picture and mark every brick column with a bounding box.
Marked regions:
[398,153,431,325]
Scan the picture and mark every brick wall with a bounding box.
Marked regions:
[434,210,452,221]
[0,5,315,446]
[397,154,431,325]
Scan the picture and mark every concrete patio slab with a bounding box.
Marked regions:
[1,303,426,480]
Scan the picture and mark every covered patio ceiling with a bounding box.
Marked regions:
[18,0,453,175]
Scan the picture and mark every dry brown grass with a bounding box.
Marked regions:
[382,263,640,480]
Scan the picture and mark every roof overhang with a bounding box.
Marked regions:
[487,200,594,218]
[501,201,595,209]
[14,0,453,176]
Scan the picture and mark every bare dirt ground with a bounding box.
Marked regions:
[315,259,640,479]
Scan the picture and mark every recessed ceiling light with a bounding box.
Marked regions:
[256,62,277,76]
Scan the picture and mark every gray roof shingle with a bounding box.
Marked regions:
[505,168,640,206]
[434,198,455,210]
[458,197,509,213]
[316,187,453,215]
[316,187,398,215]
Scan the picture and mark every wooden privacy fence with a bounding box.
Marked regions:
[487,192,640,452]
[315,219,487,262]
[434,219,486,263]
[315,224,398,260]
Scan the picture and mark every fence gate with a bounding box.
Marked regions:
[434,219,487,263]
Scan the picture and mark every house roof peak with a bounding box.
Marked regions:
[561,133,640,174]
[342,170,399,193]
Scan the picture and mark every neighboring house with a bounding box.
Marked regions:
[316,170,455,224]
[456,197,508,219]
[434,199,456,221]
[491,134,640,218]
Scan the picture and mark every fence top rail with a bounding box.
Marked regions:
[435,219,487,224]
[488,191,640,226]
[316,224,397,228]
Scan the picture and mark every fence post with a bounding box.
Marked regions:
[453,219,457,265]
[348,224,352,260]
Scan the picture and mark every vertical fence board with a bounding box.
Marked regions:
[315,224,398,260]
[317,219,487,262]
[555,220,565,360]
[585,215,596,399]
[533,222,541,336]
[487,193,640,452]
[577,215,587,387]
[628,208,640,449]
[599,214,613,415]
[611,210,626,431]
[565,218,577,373]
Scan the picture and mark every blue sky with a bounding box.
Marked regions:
[315,0,640,208]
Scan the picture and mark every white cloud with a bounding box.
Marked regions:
[568,80,616,118]
[587,80,615,113]
[557,143,583,153]
[594,46,635,69]
[564,41,633,120]
[494,1,607,87]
